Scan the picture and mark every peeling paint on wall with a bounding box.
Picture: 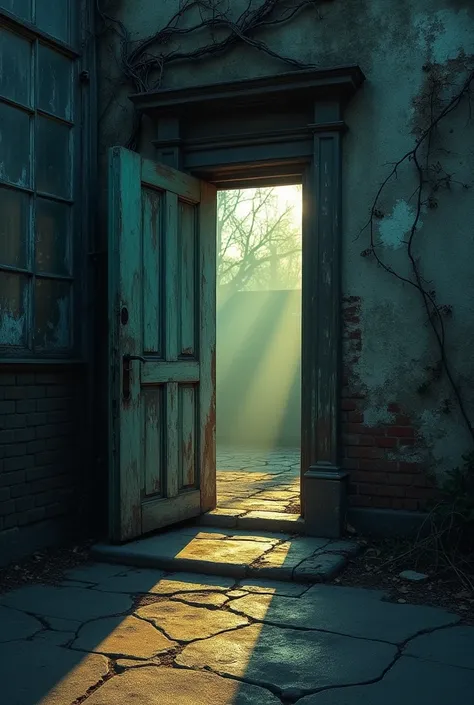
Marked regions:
[415,9,474,64]
[378,200,422,249]
[0,309,25,345]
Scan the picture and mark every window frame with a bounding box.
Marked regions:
[0,1,93,362]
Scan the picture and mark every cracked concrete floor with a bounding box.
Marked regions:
[1,559,473,704]
[216,446,301,516]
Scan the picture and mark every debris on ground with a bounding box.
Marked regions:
[0,541,93,595]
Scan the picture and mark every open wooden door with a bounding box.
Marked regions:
[108,147,217,542]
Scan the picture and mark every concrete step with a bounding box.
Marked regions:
[92,525,361,583]
[198,507,304,532]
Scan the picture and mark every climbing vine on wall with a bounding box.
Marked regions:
[96,0,328,146]
[358,55,474,445]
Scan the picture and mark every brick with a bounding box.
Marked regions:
[27,440,46,454]
[0,500,15,516]
[35,373,63,385]
[14,427,35,442]
[26,412,47,427]
[0,487,10,502]
[15,496,35,512]
[347,447,384,460]
[348,411,364,423]
[359,460,399,472]
[395,415,411,426]
[399,462,422,473]
[0,430,15,444]
[358,436,375,447]
[0,400,16,415]
[18,374,36,385]
[3,455,34,472]
[0,373,16,385]
[30,475,69,494]
[344,423,386,436]
[16,399,36,414]
[348,495,372,507]
[26,465,59,482]
[35,424,59,439]
[387,426,415,438]
[0,471,26,487]
[4,444,27,458]
[4,514,19,529]
[341,458,359,470]
[20,507,46,524]
[4,386,27,400]
[387,403,401,413]
[388,473,414,486]
[4,415,26,429]
[403,498,418,511]
[341,399,358,411]
[399,439,415,447]
[375,437,397,448]
[343,434,359,446]
[353,470,387,484]
[405,486,435,499]
[10,484,30,498]
[372,497,391,508]
[25,387,46,399]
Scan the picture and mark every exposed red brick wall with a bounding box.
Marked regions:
[341,296,437,511]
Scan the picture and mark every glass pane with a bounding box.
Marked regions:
[0,272,28,347]
[0,28,32,107]
[36,198,71,275]
[35,278,71,349]
[36,117,71,198]
[38,44,72,119]
[0,0,31,22]
[0,187,30,268]
[35,0,69,43]
[0,103,31,187]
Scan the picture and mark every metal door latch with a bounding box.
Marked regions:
[122,355,147,401]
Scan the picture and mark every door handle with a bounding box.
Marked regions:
[122,354,147,401]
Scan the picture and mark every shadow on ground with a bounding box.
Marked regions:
[1,525,474,704]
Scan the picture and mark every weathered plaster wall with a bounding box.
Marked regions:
[98,0,474,504]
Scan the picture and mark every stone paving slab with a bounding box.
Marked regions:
[0,604,42,642]
[176,622,397,693]
[0,585,133,622]
[85,666,282,705]
[0,641,109,705]
[299,655,474,704]
[136,599,249,641]
[404,624,474,669]
[228,585,460,643]
[73,615,177,658]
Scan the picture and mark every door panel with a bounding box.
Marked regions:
[108,147,217,542]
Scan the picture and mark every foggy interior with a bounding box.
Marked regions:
[216,185,302,454]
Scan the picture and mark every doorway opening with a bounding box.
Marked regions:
[215,184,303,516]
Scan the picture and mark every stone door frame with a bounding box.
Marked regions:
[131,65,365,536]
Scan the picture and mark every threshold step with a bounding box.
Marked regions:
[92,526,361,583]
[198,508,304,532]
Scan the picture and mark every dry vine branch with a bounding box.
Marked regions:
[96,0,327,145]
[358,63,474,444]
[97,0,325,93]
